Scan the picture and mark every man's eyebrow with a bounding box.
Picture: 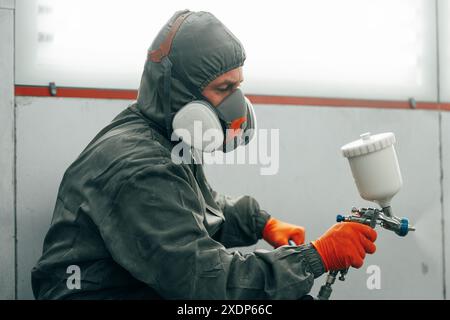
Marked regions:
[216,79,244,87]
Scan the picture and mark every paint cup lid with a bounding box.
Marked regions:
[341,132,396,158]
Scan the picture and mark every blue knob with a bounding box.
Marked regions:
[397,218,409,237]
[336,214,345,223]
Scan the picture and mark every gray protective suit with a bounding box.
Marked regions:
[31,10,325,299]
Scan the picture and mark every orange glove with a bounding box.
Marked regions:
[262,217,305,248]
[311,222,377,271]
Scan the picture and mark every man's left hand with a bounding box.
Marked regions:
[262,217,306,248]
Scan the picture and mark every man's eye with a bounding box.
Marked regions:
[217,84,236,92]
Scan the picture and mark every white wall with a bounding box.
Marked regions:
[439,0,450,102]
[15,0,438,101]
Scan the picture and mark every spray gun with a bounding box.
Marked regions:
[316,132,416,300]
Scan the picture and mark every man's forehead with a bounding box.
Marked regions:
[210,68,243,86]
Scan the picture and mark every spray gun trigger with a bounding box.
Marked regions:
[339,269,348,281]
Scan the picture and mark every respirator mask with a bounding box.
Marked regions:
[172,88,257,153]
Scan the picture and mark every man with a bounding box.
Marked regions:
[32,10,377,299]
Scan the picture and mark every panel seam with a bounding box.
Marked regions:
[12,4,18,300]
[435,0,446,300]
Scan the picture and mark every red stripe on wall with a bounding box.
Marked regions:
[15,86,137,100]
[246,95,440,110]
[14,85,450,111]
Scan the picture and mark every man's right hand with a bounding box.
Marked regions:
[311,222,377,271]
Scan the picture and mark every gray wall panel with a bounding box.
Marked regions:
[15,97,128,299]
[0,8,15,300]
[15,97,445,299]
[205,105,444,299]
[442,112,450,298]
[0,0,14,9]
